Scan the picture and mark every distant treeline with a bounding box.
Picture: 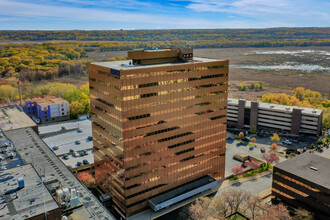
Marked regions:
[1,28,329,42]
[1,38,330,83]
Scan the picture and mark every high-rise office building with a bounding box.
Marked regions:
[88,48,228,217]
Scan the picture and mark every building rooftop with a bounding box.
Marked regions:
[91,57,225,70]
[0,105,36,131]
[4,127,115,220]
[0,164,59,220]
[275,153,330,190]
[228,98,323,116]
[39,119,94,168]
[0,135,24,170]
[24,95,68,106]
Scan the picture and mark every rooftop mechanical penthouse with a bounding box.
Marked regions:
[88,48,229,217]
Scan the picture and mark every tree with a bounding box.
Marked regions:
[188,197,213,220]
[231,165,244,176]
[251,137,257,145]
[239,83,247,91]
[76,172,95,188]
[270,133,280,143]
[245,193,264,220]
[270,143,278,151]
[249,125,257,134]
[262,153,280,166]
[263,203,292,220]
[189,189,291,220]
[293,208,313,220]
[0,85,18,100]
[238,132,244,139]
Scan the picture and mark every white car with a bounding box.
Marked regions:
[73,152,80,157]
[283,140,292,145]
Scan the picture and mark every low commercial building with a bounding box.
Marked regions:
[3,127,115,220]
[0,107,115,220]
[23,95,70,124]
[0,105,37,131]
[227,98,323,136]
[272,153,330,218]
[39,119,94,173]
[0,164,61,220]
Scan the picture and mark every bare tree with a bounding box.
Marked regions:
[260,203,292,220]
[244,193,265,220]
[189,190,291,220]
[189,197,213,220]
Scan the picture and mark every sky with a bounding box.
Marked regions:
[0,0,329,30]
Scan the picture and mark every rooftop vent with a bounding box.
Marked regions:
[312,110,317,113]
[309,166,318,171]
[270,105,274,108]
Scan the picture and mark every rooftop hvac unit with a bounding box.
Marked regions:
[17,177,25,189]
[70,197,79,207]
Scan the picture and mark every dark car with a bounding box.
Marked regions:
[242,137,251,142]
[63,154,69,160]
[87,136,93,141]
[69,149,74,153]
[79,151,85,157]
[77,161,82,166]
[75,140,81,145]
[83,159,89,165]
[260,147,266,153]
[82,150,88,155]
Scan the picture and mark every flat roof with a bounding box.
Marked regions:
[40,119,94,168]
[4,127,115,220]
[275,153,330,189]
[0,135,24,170]
[91,57,225,70]
[24,95,68,106]
[228,98,322,116]
[0,164,59,220]
[0,105,36,131]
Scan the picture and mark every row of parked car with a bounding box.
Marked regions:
[77,159,89,166]
[62,150,89,160]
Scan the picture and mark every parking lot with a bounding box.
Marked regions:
[225,132,288,176]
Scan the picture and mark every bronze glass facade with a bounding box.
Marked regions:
[89,55,228,217]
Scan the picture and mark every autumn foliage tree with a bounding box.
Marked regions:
[251,137,257,146]
[262,153,280,167]
[76,172,95,189]
[231,165,244,176]
[238,132,244,139]
[270,133,280,143]
[271,143,278,151]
